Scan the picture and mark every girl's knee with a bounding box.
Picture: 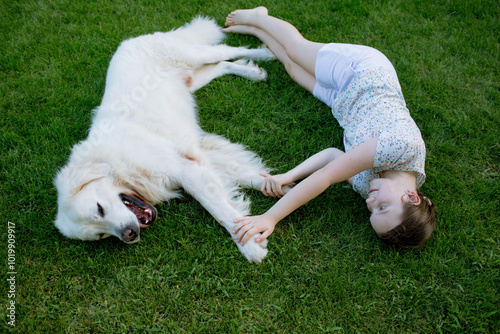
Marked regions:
[283,61,316,92]
[326,147,345,160]
[283,60,296,77]
[282,39,304,61]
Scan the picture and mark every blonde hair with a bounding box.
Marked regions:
[377,190,436,248]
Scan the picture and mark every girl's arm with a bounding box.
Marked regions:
[234,137,378,245]
[260,147,345,197]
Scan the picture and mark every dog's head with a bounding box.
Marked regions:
[54,162,157,243]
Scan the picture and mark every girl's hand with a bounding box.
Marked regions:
[260,173,293,198]
[233,215,277,246]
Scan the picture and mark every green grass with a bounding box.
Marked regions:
[1,0,499,332]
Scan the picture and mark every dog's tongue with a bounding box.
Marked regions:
[127,205,153,228]
[120,193,157,228]
[138,208,154,228]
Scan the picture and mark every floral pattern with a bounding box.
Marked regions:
[330,67,426,198]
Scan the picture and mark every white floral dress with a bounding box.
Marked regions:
[329,67,426,198]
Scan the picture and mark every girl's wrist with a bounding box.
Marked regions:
[263,211,282,226]
[283,171,296,184]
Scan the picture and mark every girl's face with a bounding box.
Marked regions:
[366,178,406,234]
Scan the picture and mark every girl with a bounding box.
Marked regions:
[223,7,436,248]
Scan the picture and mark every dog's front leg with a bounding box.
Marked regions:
[179,163,268,264]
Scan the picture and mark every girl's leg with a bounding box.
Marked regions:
[224,7,325,88]
[223,24,317,92]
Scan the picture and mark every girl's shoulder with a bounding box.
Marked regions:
[373,121,426,181]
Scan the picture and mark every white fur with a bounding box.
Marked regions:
[54,17,275,263]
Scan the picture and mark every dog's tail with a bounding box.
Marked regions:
[172,16,225,46]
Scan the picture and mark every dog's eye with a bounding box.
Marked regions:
[97,203,105,217]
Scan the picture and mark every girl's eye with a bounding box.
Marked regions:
[97,203,105,217]
[380,205,386,210]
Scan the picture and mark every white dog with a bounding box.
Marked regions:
[54,17,275,263]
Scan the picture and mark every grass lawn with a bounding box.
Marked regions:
[1,0,499,332]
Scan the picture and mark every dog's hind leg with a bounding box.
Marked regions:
[189,60,268,92]
[178,163,269,264]
[181,44,275,69]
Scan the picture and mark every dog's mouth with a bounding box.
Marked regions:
[119,193,157,228]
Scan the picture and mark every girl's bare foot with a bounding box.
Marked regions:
[221,24,256,35]
[224,7,268,27]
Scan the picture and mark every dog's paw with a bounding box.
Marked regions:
[230,60,268,81]
[245,65,267,82]
[247,47,275,61]
[257,47,276,60]
[236,236,268,264]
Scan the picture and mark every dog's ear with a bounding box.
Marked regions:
[54,162,111,197]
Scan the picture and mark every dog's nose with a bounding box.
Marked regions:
[122,228,139,243]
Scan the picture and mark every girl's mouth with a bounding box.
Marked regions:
[369,188,378,194]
